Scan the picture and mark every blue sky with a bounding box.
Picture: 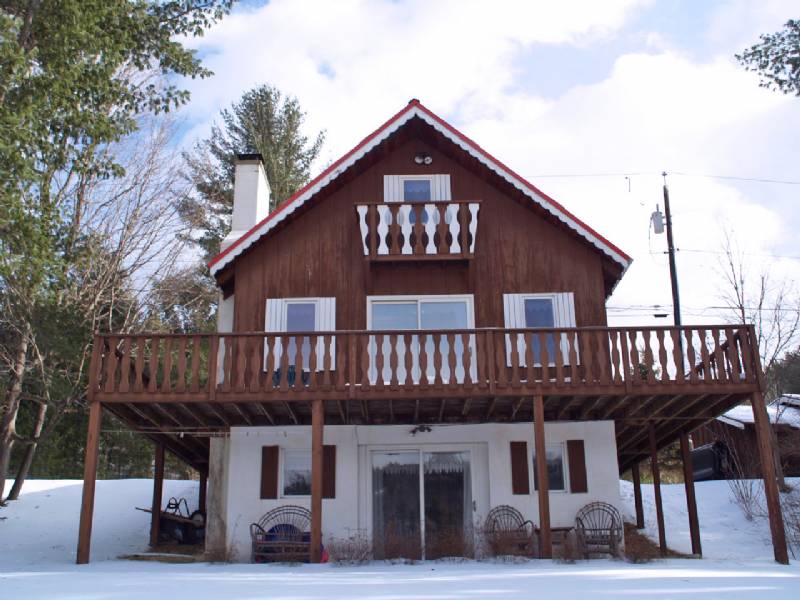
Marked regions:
[177,0,799,328]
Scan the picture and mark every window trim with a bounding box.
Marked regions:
[532,442,569,494]
[280,447,313,498]
[399,175,434,202]
[503,292,577,367]
[366,294,476,330]
[280,297,320,331]
[264,297,337,371]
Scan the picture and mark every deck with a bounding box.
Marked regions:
[91,324,762,472]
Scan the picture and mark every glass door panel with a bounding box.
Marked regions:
[372,451,421,560]
[423,451,472,559]
[420,301,472,384]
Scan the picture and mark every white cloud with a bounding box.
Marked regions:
[180,0,800,327]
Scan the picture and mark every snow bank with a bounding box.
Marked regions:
[1,478,798,599]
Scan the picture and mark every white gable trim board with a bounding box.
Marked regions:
[209,103,631,277]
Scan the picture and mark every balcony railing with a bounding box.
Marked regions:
[354,201,480,260]
[92,325,760,404]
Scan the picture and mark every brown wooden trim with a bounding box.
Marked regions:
[323,444,336,499]
[750,391,789,564]
[566,439,587,493]
[631,462,644,529]
[310,399,324,563]
[679,433,701,556]
[648,424,667,556]
[509,441,529,495]
[150,443,165,547]
[260,446,279,499]
[533,396,551,559]
[76,399,103,565]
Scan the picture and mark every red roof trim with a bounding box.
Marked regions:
[208,99,631,272]
[412,102,631,262]
[207,100,419,270]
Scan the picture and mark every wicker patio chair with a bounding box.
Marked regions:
[574,501,623,558]
[484,505,536,557]
[250,505,312,563]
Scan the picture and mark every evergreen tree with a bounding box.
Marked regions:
[181,84,325,261]
[737,19,800,96]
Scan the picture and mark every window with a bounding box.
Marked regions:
[265,297,336,370]
[369,296,472,331]
[502,293,576,366]
[282,449,312,496]
[383,175,451,202]
[367,295,475,384]
[533,444,566,492]
[403,178,431,202]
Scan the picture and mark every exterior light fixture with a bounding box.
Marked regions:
[414,152,432,165]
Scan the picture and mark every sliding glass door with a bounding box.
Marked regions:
[368,296,475,385]
[371,449,473,560]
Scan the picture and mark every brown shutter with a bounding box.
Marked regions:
[260,445,279,499]
[323,445,336,499]
[567,439,588,493]
[510,441,530,494]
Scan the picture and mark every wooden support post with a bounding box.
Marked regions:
[76,400,103,564]
[533,395,551,559]
[310,398,324,563]
[199,470,207,515]
[149,443,165,547]
[751,391,789,564]
[648,424,667,556]
[679,433,702,556]
[631,462,645,530]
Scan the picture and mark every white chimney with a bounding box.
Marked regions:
[221,153,271,252]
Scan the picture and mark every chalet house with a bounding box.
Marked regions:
[74,100,789,564]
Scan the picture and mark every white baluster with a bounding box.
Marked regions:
[468,203,480,253]
[376,205,391,255]
[424,203,438,254]
[398,204,413,255]
[447,203,460,254]
[356,205,369,256]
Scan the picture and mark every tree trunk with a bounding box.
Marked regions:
[770,423,789,492]
[6,402,47,501]
[0,331,30,501]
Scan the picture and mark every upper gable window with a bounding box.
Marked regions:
[384,174,451,202]
[403,178,432,201]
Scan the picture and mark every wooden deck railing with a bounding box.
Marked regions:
[92,325,760,403]
[354,201,480,260]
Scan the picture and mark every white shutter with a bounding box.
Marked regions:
[503,293,525,367]
[265,299,284,369]
[317,297,336,369]
[554,292,577,365]
[432,174,452,201]
[383,175,401,202]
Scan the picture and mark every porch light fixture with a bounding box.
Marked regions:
[414,152,433,165]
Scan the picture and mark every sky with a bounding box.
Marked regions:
[177,0,799,327]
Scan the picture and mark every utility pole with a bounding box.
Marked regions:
[662,172,681,327]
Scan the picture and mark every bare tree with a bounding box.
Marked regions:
[717,229,800,491]
[0,114,192,500]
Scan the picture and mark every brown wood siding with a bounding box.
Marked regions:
[510,441,530,494]
[260,445,279,499]
[323,444,336,499]
[231,133,610,333]
[567,439,588,493]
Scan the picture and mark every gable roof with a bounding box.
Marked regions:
[208,99,632,277]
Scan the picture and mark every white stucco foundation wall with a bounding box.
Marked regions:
[218,421,620,562]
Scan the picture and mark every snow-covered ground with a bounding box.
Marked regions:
[0,478,798,599]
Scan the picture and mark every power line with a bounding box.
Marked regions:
[676,248,800,262]
[670,172,800,185]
